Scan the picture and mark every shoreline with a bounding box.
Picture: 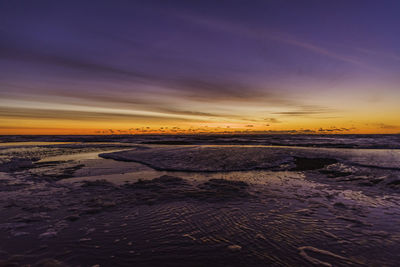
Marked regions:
[0,141,399,266]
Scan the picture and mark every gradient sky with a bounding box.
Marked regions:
[1,0,399,134]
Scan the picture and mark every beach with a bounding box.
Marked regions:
[0,135,399,266]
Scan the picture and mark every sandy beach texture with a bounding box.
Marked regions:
[0,135,399,266]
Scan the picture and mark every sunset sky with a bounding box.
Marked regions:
[1,0,399,134]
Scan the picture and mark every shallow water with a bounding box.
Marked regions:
[100,144,400,171]
[0,140,399,266]
[0,141,78,147]
[38,149,133,163]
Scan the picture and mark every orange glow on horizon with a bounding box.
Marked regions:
[0,125,398,135]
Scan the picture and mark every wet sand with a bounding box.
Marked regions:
[0,139,399,266]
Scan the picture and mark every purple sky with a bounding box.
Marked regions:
[1,0,399,134]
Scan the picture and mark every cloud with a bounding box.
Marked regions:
[0,36,146,80]
[0,107,193,123]
[155,108,227,118]
[271,105,336,117]
[318,127,354,132]
[169,78,265,102]
[179,13,371,69]
[264,118,282,123]
[355,47,400,62]
[373,123,399,130]
[0,32,300,108]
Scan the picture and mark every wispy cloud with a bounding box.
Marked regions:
[0,106,194,122]
[355,47,400,62]
[0,32,297,107]
[179,14,372,69]
[264,118,282,123]
[271,105,336,117]
[372,123,399,130]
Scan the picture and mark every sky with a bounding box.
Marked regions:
[0,0,399,135]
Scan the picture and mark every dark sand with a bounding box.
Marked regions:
[0,136,399,266]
